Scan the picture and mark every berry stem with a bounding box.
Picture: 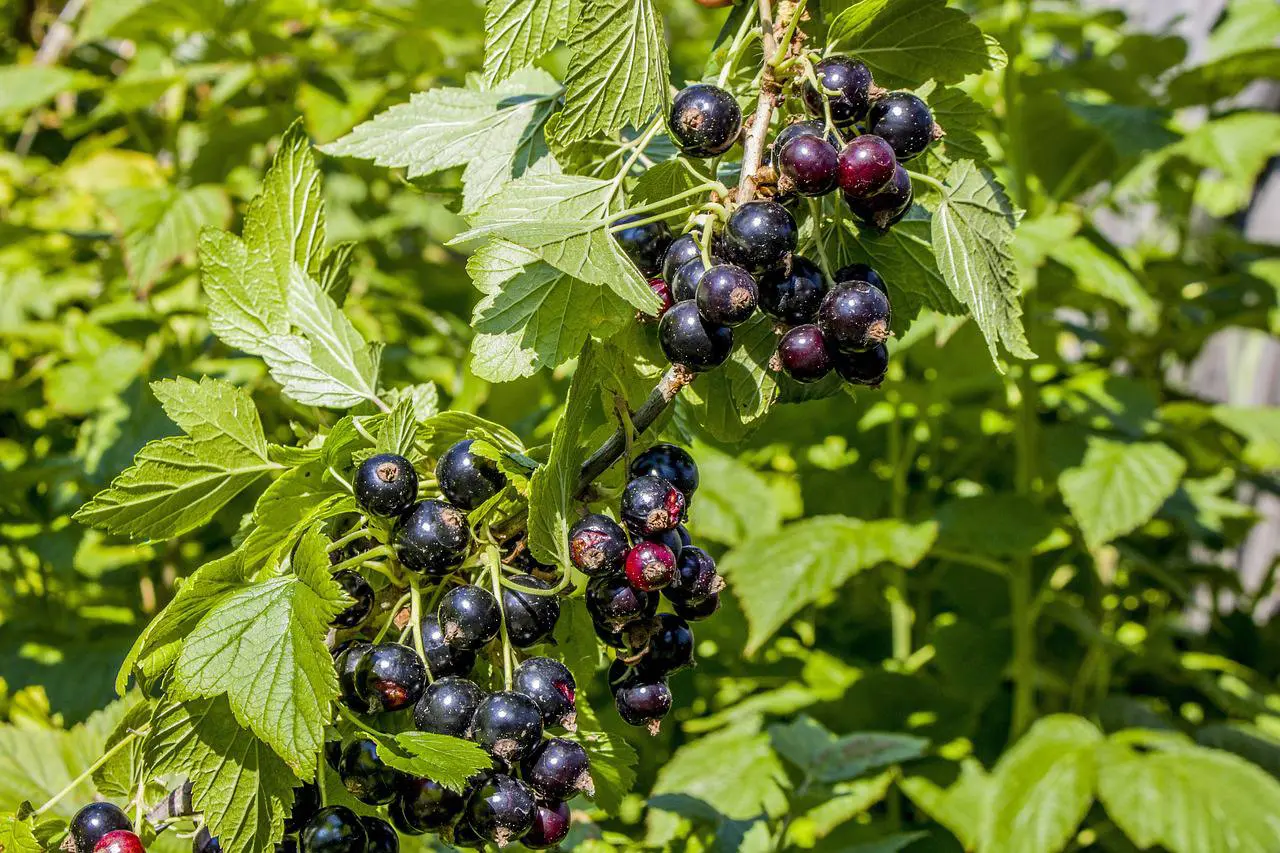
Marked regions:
[806,198,834,280]
[717,2,761,88]
[486,547,515,690]
[335,703,384,739]
[407,574,428,664]
[328,544,395,575]
[609,183,723,226]
[352,417,378,445]
[736,0,781,202]
[905,169,946,195]
[606,204,702,235]
[613,117,665,187]
[33,728,147,817]
[373,592,411,643]
[326,523,370,553]
[768,0,805,68]
[327,465,354,495]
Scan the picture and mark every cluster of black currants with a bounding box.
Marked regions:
[567,444,724,734]
[66,803,146,853]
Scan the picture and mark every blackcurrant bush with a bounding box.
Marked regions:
[802,56,874,126]
[360,818,397,853]
[668,84,743,158]
[301,807,366,853]
[624,541,677,591]
[414,676,483,738]
[285,782,322,833]
[868,92,936,161]
[776,324,833,383]
[778,134,840,197]
[639,613,696,676]
[666,546,725,605]
[662,232,702,284]
[615,679,673,734]
[832,343,890,386]
[630,443,699,502]
[522,801,571,850]
[71,802,132,853]
[838,135,897,199]
[845,163,913,231]
[340,738,403,805]
[659,301,734,371]
[833,263,888,296]
[723,201,797,274]
[466,774,537,847]
[758,256,828,325]
[671,253,721,303]
[396,776,466,833]
[521,737,594,801]
[612,214,672,276]
[419,614,476,679]
[644,526,685,561]
[335,639,372,712]
[353,453,418,517]
[621,474,686,535]
[193,828,221,853]
[513,657,577,731]
[93,831,143,853]
[817,281,891,353]
[567,513,629,576]
[472,691,545,761]
[436,439,507,511]
[673,590,722,620]
[394,499,469,575]
[501,574,560,648]
[648,277,674,319]
[330,570,373,628]
[438,585,501,651]
[355,642,427,712]
[587,573,656,629]
[696,264,759,326]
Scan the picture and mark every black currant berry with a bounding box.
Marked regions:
[771,120,834,168]
[817,281,891,353]
[301,806,367,853]
[355,642,427,712]
[331,570,373,628]
[95,831,143,853]
[802,56,874,126]
[394,499,469,575]
[648,278,674,319]
[353,453,418,517]
[473,691,544,761]
[193,828,221,853]
[624,541,677,591]
[645,526,685,561]
[449,820,485,849]
[673,590,722,620]
[439,585,501,651]
[521,738,594,801]
[513,656,577,730]
[621,475,686,536]
[437,439,507,511]
[723,201,797,274]
[567,513,629,576]
[868,92,936,161]
[666,546,724,605]
[662,233,703,284]
[668,84,743,158]
[360,817,398,853]
[285,783,322,833]
[340,738,403,805]
[671,253,722,303]
[465,774,537,847]
[833,343,890,386]
[325,740,343,772]
[387,796,423,837]
[630,443,699,502]
[639,613,696,676]
[696,264,759,326]
[615,679,673,734]
[522,801,571,850]
[833,263,888,296]
[613,214,672,276]
[838,135,897,199]
[71,803,132,853]
[659,300,734,372]
[593,617,632,650]
[606,658,639,695]
[846,163,913,231]
[414,676,483,738]
[778,134,840,197]
[776,324,833,383]
[420,614,476,679]
[335,640,372,712]
[501,575,560,648]
[587,573,656,629]
[397,776,467,833]
[759,256,829,325]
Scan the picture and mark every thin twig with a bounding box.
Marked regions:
[737,0,782,202]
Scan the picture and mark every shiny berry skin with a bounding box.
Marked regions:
[817,281,891,353]
[673,590,722,620]
[613,214,672,276]
[325,740,343,772]
[355,642,427,712]
[779,134,840,196]
[615,679,673,734]
[833,263,888,296]
[353,453,418,517]
[759,256,828,325]
[466,774,537,847]
[522,801,571,850]
[630,443,698,502]
[335,640,372,712]
[513,657,577,731]
[394,499,469,575]
[93,831,143,853]
[668,84,743,158]
[771,120,833,168]
[696,264,758,326]
[331,570,373,628]
[414,676,483,737]
[666,546,723,605]
[473,691,545,761]
[360,818,397,853]
[567,514,629,576]
[193,828,221,853]
[671,253,721,303]
[621,474,686,535]
[501,574,560,648]
[521,738,594,801]
[439,585,501,650]
[868,92,935,161]
[71,802,132,853]
[624,541,677,591]
[301,806,367,853]
[639,613,696,676]
[802,56,874,126]
[285,783,322,833]
[437,439,507,511]
[833,343,890,386]
[648,278,674,318]
[587,573,656,629]
[645,526,685,561]
[340,738,403,805]
[659,301,734,372]
[662,232,703,284]
[419,614,476,678]
[396,776,466,833]
[838,135,897,199]
[387,796,423,837]
[776,324,833,383]
[846,163,913,231]
[723,201,797,274]
[449,820,485,849]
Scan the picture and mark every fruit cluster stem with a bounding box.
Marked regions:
[737,0,782,202]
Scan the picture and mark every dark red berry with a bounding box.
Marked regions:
[615,679,673,734]
[696,263,758,326]
[353,453,418,517]
[817,281,891,353]
[613,214,672,276]
[354,642,427,712]
[93,831,143,853]
[638,613,696,677]
[472,691,544,761]
[647,278,674,318]
[587,573,656,630]
[396,776,466,833]
[522,801,571,850]
[833,343,890,386]
[833,263,888,297]
[71,803,132,853]
[838,135,898,199]
[665,546,724,605]
[521,738,594,801]
[845,164,913,231]
[301,806,366,853]
[624,541,677,591]
[776,324,833,383]
[770,120,835,168]
[802,56,874,125]
[662,233,703,284]
[759,256,828,325]
[567,513,629,576]
[439,585,501,650]
[513,657,577,731]
[621,475,686,535]
[659,301,734,372]
[414,676,483,738]
[671,253,721,303]
[437,439,507,511]
[868,92,935,161]
[360,817,398,853]
[394,499,469,575]
[419,614,476,679]
[339,738,404,805]
[668,84,743,158]
[778,134,840,196]
[630,443,699,502]
[501,574,560,648]
[672,590,722,620]
[331,570,373,628]
[723,201,797,274]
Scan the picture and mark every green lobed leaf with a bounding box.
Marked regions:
[900,759,991,851]
[682,314,779,443]
[237,463,352,571]
[375,397,420,457]
[768,717,928,783]
[417,411,524,461]
[103,184,232,293]
[0,66,103,115]
[1048,236,1158,330]
[0,814,40,853]
[684,442,783,546]
[249,121,327,287]
[1058,437,1186,550]
[483,0,571,85]
[1213,405,1280,470]
[842,209,962,316]
[923,84,991,166]
[364,731,492,792]
[91,695,153,798]
[827,0,992,87]
[568,698,638,815]
[1166,47,1280,108]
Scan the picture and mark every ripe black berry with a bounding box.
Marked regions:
[472,691,544,761]
[521,738,594,801]
[817,281,891,353]
[868,92,936,161]
[662,233,702,284]
[301,806,367,853]
[621,475,686,535]
[723,201,797,274]
[360,817,398,853]
[771,120,835,168]
[802,56,874,126]
[353,453,418,517]
[94,831,143,853]
[648,278,674,318]
[397,776,467,833]
[394,499,469,575]
[387,797,422,837]
[645,526,685,561]
[696,264,759,326]
[465,774,537,847]
[838,135,897,199]
[776,324,833,383]
[438,585,501,650]
[779,134,840,197]
[335,640,372,711]
[833,343,890,386]
[587,573,656,629]
[668,84,743,158]
[759,256,828,325]
[833,263,888,296]
[285,783,322,833]
[630,443,699,502]
[331,570,373,628]
[567,513,629,576]
[513,657,577,731]
[671,253,721,303]
[639,613,696,676]
[846,163,913,231]
[355,642,427,712]
[501,575,560,648]
[624,541,677,591]
[193,828,221,853]
[613,214,672,276]
[666,546,724,605]
[419,614,476,678]
[414,676,483,738]
[340,738,403,805]
[437,439,507,511]
[325,740,343,771]
[615,679,673,734]
[673,590,722,620]
[659,301,734,371]
[71,802,132,853]
[522,801,571,850]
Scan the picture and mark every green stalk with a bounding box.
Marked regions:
[486,549,515,690]
[34,729,147,817]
